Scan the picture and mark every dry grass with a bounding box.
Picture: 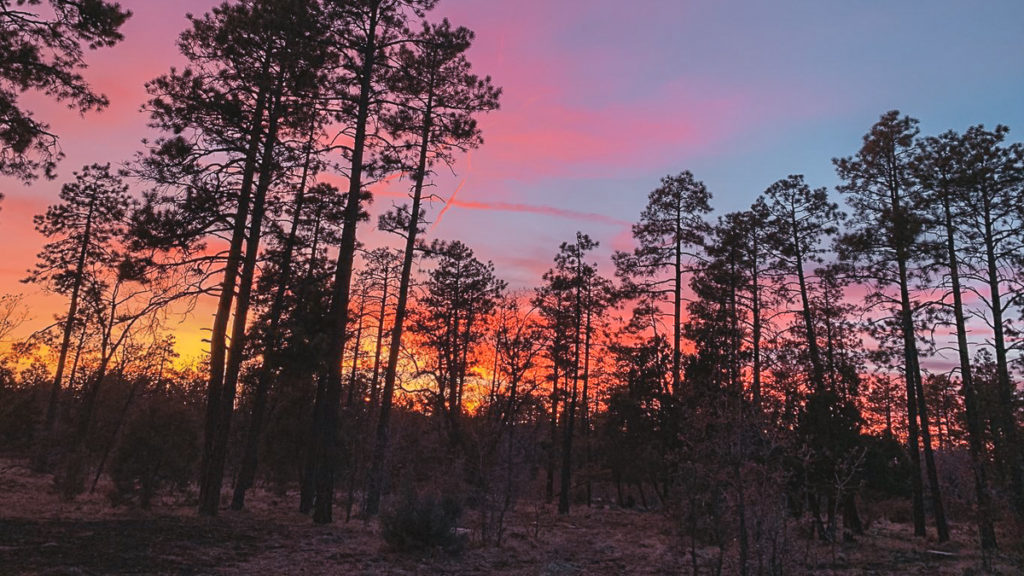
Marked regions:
[1,459,1022,575]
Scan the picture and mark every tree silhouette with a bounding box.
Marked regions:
[363,16,500,517]
[733,208,772,409]
[914,129,998,549]
[759,175,843,395]
[411,240,504,444]
[5,4,1024,562]
[835,110,949,542]
[538,232,606,514]
[26,163,130,435]
[0,0,130,183]
[614,171,711,397]
[228,158,337,514]
[946,125,1024,519]
[602,335,671,508]
[310,0,438,525]
[359,246,403,409]
[138,0,332,517]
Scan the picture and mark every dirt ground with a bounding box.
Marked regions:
[1,459,1022,575]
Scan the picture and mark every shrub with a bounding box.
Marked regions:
[109,393,199,508]
[380,492,465,553]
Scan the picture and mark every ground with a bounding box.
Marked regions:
[1,459,1021,575]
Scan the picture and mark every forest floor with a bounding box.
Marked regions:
[1,458,1023,575]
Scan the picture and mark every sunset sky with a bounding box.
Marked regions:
[2,0,1023,359]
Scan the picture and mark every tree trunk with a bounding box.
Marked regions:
[312,10,380,525]
[750,232,762,409]
[203,82,282,517]
[368,264,391,409]
[44,198,95,433]
[198,76,269,517]
[63,284,131,496]
[942,199,997,548]
[231,127,314,511]
[672,199,683,396]
[981,197,1024,518]
[912,356,949,542]
[581,289,593,507]
[559,255,585,515]
[896,255,927,538]
[558,374,578,515]
[364,95,432,517]
[792,230,825,394]
[546,361,559,504]
[346,294,367,407]
[731,253,749,576]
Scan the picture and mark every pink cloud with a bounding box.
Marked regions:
[448,198,630,228]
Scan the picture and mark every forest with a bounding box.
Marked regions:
[2,0,1024,574]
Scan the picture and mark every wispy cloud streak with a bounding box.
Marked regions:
[445,198,630,227]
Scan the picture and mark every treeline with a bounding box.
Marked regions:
[1,0,1023,572]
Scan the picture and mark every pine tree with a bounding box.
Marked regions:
[0,0,130,183]
[411,240,505,444]
[310,0,438,524]
[138,0,331,516]
[949,125,1024,518]
[538,232,607,514]
[835,110,948,542]
[914,129,998,548]
[26,163,130,434]
[758,174,843,395]
[363,16,499,517]
[614,171,711,396]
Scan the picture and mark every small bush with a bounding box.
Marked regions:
[0,376,39,453]
[380,492,465,553]
[109,394,199,508]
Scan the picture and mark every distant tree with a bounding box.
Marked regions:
[835,110,948,542]
[812,265,864,400]
[796,386,865,541]
[922,373,963,451]
[0,0,130,184]
[0,293,29,344]
[602,335,671,508]
[26,163,129,434]
[537,232,607,514]
[614,171,711,396]
[862,374,903,439]
[802,265,868,541]
[682,239,754,572]
[476,293,546,545]
[58,243,190,498]
[702,209,777,409]
[358,246,402,409]
[733,208,772,409]
[685,215,749,402]
[409,240,504,445]
[688,257,745,566]
[484,293,547,434]
[108,368,201,509]
[89,334,179,495]
[534,265,571,503]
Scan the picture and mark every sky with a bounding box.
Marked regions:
[2,0,1023,359]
